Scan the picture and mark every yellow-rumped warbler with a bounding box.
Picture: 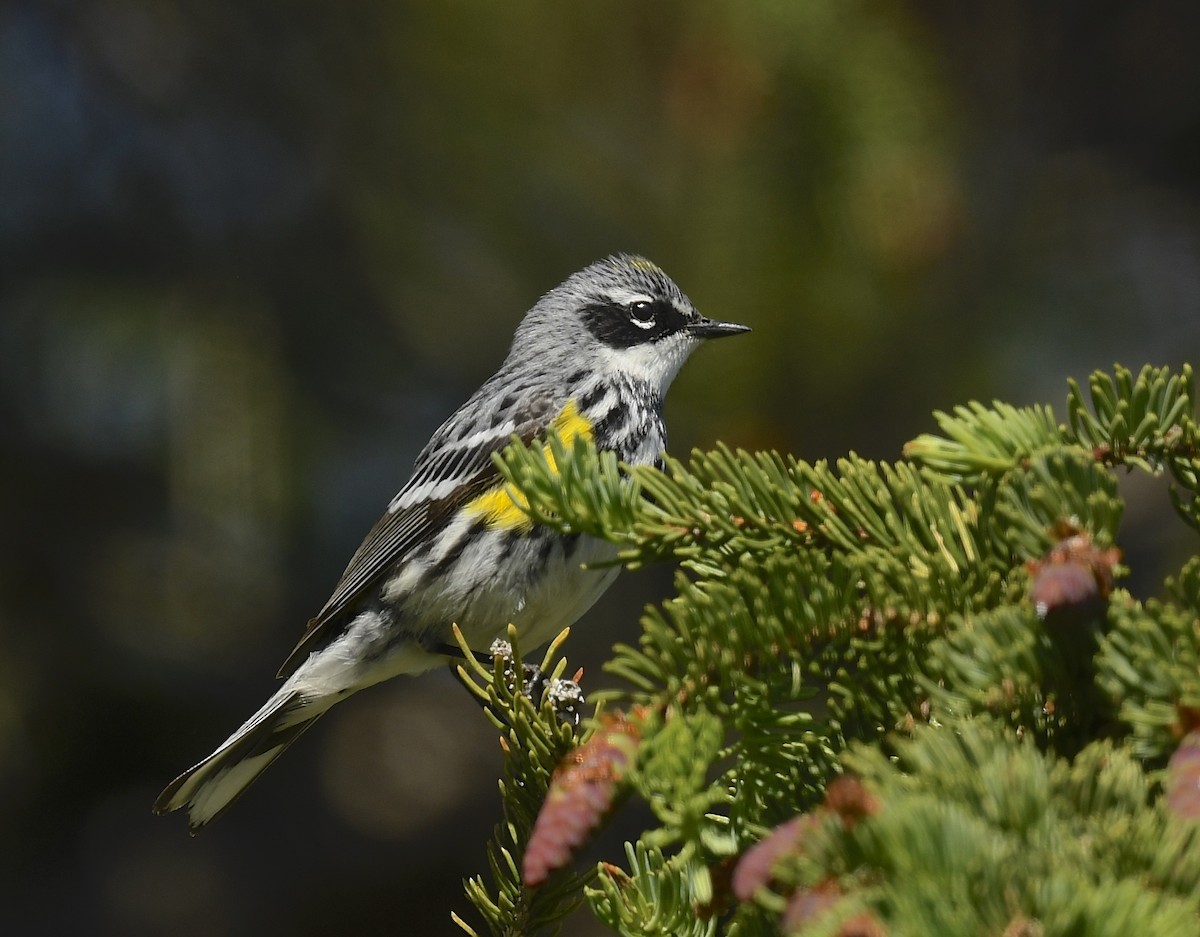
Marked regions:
[154,254,749,831]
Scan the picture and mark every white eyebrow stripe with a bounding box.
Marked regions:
[603,288,657,306]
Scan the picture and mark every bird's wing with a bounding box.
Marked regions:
[276,389,560,677]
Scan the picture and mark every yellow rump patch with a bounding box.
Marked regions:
[464,399,593,531]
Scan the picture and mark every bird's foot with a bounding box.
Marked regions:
[488,638,586,727]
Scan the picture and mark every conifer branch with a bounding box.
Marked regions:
[452,626,597,937]
[463,364,1200,935]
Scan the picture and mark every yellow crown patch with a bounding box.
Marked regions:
[629,257,663,275]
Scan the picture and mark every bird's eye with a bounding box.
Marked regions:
[628,301,656,329]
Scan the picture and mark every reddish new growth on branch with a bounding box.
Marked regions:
[784,880,888,937]
[733,773,882,927]
[731,815,817,902]
[822,774,879,830]
[522,708,644,888]
[1167,730,1200,820]
[781,879,842,931]
[1027,528,1121,621]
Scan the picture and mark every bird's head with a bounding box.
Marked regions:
[513,254,750,395]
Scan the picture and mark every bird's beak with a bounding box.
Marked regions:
[687,317,752,339]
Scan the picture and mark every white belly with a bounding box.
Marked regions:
[307,531,622,695]
[402,528,621,652]
[508,537,621,650]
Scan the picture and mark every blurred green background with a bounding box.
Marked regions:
[2,2,1199,935]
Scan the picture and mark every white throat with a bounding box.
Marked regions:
[595,333,699,395]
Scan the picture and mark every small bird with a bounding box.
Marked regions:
[154,254,750,832]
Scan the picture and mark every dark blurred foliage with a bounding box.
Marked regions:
[1,2,1198,935]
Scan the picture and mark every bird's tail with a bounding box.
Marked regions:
[154,685,330,833]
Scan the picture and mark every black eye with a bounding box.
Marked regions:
[629,301,656,328]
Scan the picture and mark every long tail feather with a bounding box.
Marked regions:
[154,687,327,833]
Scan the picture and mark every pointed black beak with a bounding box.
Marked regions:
[687,317,752,339]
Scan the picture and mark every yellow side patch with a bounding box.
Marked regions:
[548,397,593,447]
[465,399,593,531]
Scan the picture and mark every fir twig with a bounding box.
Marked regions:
[459,364,1200,935]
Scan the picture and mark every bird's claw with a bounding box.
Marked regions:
[486,639,585,726]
